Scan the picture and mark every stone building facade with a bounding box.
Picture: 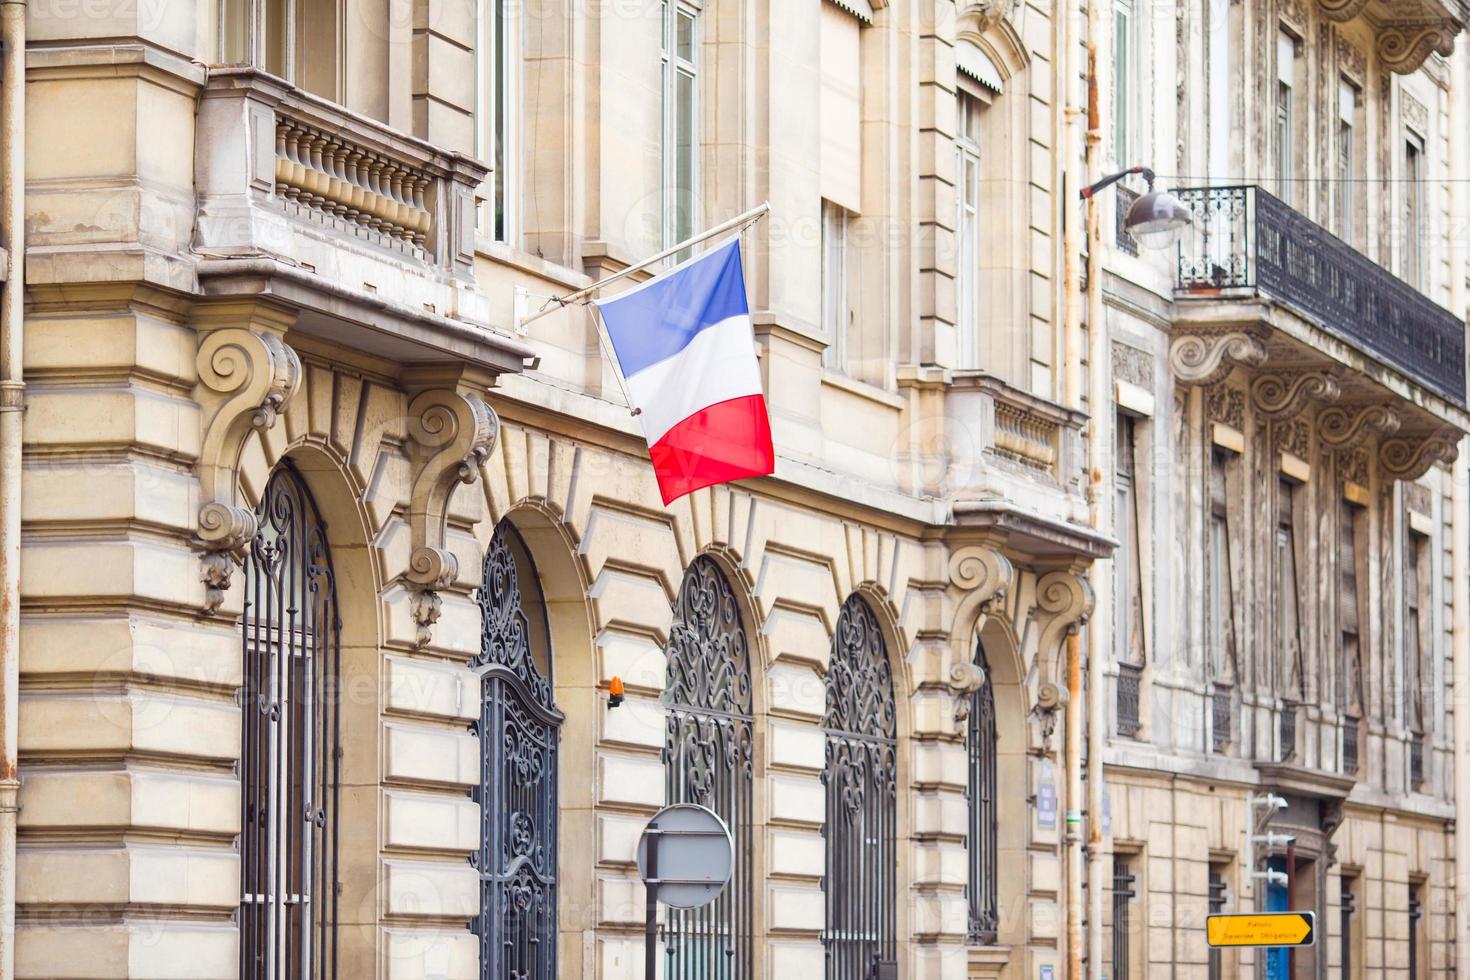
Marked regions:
[1,3,1466,980]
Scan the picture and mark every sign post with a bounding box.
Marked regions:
[1206,911,1316,948]
[636,803,735,980]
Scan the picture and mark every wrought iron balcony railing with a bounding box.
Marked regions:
[1175,186,1467,407]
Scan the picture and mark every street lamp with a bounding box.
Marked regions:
[1079,165,1192,250]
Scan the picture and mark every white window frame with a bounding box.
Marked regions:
[822,199,850,372]
[1113,0,1136,167]
[956,91,983,370]
[1275,31,1297,204]
[476,0,519,244]
[661,1,700,252]
[1336,78,1358,244]
[1403,131,1425,288]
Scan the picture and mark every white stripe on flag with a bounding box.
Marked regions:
[623,313,764,445]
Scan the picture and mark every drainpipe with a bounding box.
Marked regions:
[1059,0,1086,972]
[1082,0,1109,975]
[0,0,24,974]
[1450,32,1469,980]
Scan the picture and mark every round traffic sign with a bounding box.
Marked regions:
[635,803,734,909]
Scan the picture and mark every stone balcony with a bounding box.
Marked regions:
[193,68,524,370]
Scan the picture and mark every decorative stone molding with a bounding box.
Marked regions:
[1273,418,1311,459]
[1402,92,1429,136]
[403,378,500,648]
[1316,0,1370,23]
[1316,403,1401,450]
[1206,383,1247,430]
[1337,448,1370,488]
[1169,331,1267,386]
[961,0,1021,33]
[1280,0,1308,33]
[948,544,1015,617]
[1377,23,1456,76]
[1336,34,1367,80]
[1380,429,1459,481]
[948,661,988,724]
[1036,569,1093,688]
[194,323,302,613]
[1111,341,1154,390]
[1249,371,1340,419]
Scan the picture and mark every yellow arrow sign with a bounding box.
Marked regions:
[1207,911,1315,948]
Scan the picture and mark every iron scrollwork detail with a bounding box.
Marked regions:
[470,522,562,980]
[663,556,754,979]
[823,594,898,980]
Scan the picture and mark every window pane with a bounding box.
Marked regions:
[265,0,288,77]
[220,0,250,62]
[676,9,695,62]
[675,67,695,244]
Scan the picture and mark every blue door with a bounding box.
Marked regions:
[1265,857,1291,980]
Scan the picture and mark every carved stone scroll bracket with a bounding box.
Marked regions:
[948,661,988,725]
[1316,403,1401,451]
[194,323,302,615]
[1249,370,1341,419]
[1168,331,1267,387]
[403,381,500,648]
[1035,569,1094,690]
[948,544,1015,622]
[1377,23,1456,76]
[1380,429,1460,482]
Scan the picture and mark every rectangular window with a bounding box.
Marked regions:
[1340,873,1362,980]
[1340,502,1364,773]
[1404,133,1424,287]
[1115,415,1146,666]
[1336,79,1358,243]
[1275,32,1296,204]
[1405,532,1427,732]
[477,0,516,242]
[1111,858,1137,980]
[956,92,983,369]
[822,200,851,372]
[1113,0,1134,166]
[820,1,863,214]
[661,2,698,251]
[1276,480,1303,696]
[1208,863,1230,980]
[1408,881,1426,980]
[1207,451,1235,685]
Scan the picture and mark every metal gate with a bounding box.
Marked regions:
[471,522,562,980]
[822,594,897,980]
[662,556,754,979]
[967,638,998,945]
[239,462,340,980]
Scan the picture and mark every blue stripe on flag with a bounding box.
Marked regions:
[594,238,750,377]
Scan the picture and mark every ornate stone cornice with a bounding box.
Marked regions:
[1316,403,1401,450]
[948,544,1014,618]
[193,319,302,613]
[1249,370,1341,419]
[1379,428,1459,481]
[403,376,500,647]
[1169,331,1268,387]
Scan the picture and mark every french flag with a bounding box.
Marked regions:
[594,238,775,505]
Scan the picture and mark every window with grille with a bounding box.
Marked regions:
[663,556,754,979]
[238,463,340,980]
[471,521,562,980]
[823,594,898,980]
[1111,859,1137,980]
[967,638,998,945]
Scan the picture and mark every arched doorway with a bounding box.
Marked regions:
[471,520,563,979]
[238,461,341,979]
[663,555,755,979]
[822,593,897,979]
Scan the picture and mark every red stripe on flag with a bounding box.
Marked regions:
[648,394,775,504]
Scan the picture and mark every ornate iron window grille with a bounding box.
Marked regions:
[1111,860,1136,980]
[966,639,999,946]
[1409,733,1425,789]
[470,522,563,980]
[239,463,340,980]
[823,594,898,980]
[1279,701,1298,763]
[1116,663,1142,738]
[1174,184,1467,406]
[1342,715,1360,775]
[662,556,754,980]
[1211,683,1232,754]
[1115,184,1140,257]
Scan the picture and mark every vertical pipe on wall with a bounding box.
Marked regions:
[0,1,23,975]
[1450,33,1470,980]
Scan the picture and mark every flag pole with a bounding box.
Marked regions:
[517,201,771,332]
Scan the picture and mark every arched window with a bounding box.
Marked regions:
[823,593,897,979]
[663,556,754,978]
[239,462,340,978]
[967,638,998,944]
[472,521,562,980]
